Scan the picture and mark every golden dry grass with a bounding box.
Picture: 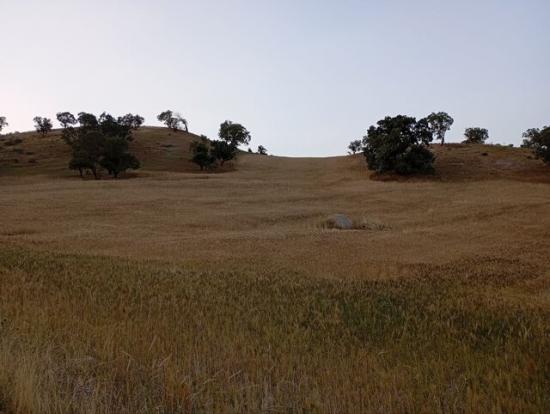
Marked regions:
[0,129,549,413]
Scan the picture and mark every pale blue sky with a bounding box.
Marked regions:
[1,0,549,156]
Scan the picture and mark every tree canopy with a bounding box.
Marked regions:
[190,139,215,170]
[56,112,77,129]
[463,128,489,144]
[522,126,550,164]
[427,112,454,145]
[157,110,188,132]
[33,117,53,137]
[210,140,237,165]
[219,121,251,148]
[362,115,435,175]
[62,112,142,179]
[348,140,362,154]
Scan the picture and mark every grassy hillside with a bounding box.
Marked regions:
[0,129,549,412]
[0,127,227,176]
[1,126,549,182]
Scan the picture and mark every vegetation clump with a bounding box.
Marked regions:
[157,110,188,132]
[190,137,216,171]
[61,112,142,179]
[33,116,53,137]
[190,121,251,170]
[0,116,8,134]
[348,139,362,154]
[426,112,454,145]
[522,125,550,164]
[362,115,435,175]
[463,127,489,144]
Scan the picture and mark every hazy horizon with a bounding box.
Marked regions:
[1,0,549,156]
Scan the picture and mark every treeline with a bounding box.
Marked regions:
[348,112,549,175]
[0,111,266,178]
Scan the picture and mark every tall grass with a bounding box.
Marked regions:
[0,247,548,413]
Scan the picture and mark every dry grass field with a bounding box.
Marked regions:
[0,128,549,413]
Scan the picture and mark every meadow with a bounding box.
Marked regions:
[0,129,549,413]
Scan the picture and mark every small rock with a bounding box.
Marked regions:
[325,214,354,230]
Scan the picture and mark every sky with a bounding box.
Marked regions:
[1,0,549,156]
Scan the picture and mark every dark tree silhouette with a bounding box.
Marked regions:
[348,140,362,154]
[190,139,215,170]
[427,112,454,145]
[118,114,145,131]
[157,110,188,132]
[211,140,237,165]
[33,117,53,137]
[100,136,140,178]
[56,112,77,129]
[362,115,435,175]
[65,112,143,178]
[219,120,251,148]
[463,128,489,144]
[0,116,8,133]
[522,126,550,164]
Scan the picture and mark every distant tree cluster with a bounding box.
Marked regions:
[349,112,455,174]
[190,121,251,170]
[58,111,143,179]
[349,112,501,175]
[522,126,550,164]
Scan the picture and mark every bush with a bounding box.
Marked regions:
[362,115,434,175]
